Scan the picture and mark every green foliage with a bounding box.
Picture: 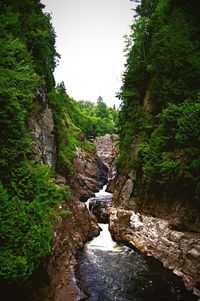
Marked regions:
[96,96,109,118]
[0,0,70,284]
[48,85,95,173]
[148,8,200,111]
[137,99,200,198]
[77,96,118,137]
[0,35,38,183]
[118,0,200,202]
[0,0,59,90]
[49,85,118,172]
[0,162,69,282]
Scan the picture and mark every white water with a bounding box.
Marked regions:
[86,184,112,210]
[95,185,112,197]
[86,223,119,251]
[78,186,197,301]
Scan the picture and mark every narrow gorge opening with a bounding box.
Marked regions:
[76,185,197,301]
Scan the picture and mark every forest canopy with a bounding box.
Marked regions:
[0,0,118,283]
[0,0,67,282]
[118,0,200,202]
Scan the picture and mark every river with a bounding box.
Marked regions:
[76,186,197,301]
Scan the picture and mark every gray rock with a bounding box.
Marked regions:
[109,208,200,297]
[28,104,56,167]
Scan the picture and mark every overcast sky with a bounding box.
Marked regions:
[42,0,135,107]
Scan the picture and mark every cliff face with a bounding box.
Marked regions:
[106,83,200,298]
[24,97,108,301]
[112,2,200,295]
[32,198,99,301]
[94,134,119,180]
[71,146,108,201]
[107,90,200,295]
[28,95,56,168]
[108,155,200,297]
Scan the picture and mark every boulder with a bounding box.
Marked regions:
[88,196,112,223]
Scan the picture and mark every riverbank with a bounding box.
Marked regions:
[77,227,197,301]
[108,207,200,297]
[76,189,197,301]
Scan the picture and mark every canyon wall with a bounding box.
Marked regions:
[20,97,108,301]
[108,169,200,297]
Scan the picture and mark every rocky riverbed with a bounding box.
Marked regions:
[76,188,197,301]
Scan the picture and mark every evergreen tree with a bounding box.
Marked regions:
[118,0,200,202]
[0,0,68,283]
[96,96,109,119]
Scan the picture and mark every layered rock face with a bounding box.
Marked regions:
[109,208,200,297]
[71,147,108,201]
[108,169,200,297]
[28,93,56,168]
[94,134,119,180]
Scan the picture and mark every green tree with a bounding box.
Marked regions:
[0,0,70,284]
[118,0,200,203]
[96,96,109,118]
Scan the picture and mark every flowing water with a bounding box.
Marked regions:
[94,185,113,198]
[77,187,197,301]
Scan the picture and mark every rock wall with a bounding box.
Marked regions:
[28,92,56,167]
[107,167,200,297]
[109,208,200,297]
[94,134,119,180]
[71,146,108,201]
[30,198,99,301]
[25,95,106,301]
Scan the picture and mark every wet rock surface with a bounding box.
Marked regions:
[89,197,112,223]
[109,208,200,297]
[77,224,197,301]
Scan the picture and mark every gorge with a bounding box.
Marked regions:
[0,0,200,300]
[76,186,197,301]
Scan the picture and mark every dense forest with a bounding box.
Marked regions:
[0,0,117,284]
[118,0,200,204]
[49,84,117,172]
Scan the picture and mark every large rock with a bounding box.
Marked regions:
[109,208,200,297]
[94,134,119,180]
[71,147,108,201]
[28,95,56,168]
[88,196,112,223]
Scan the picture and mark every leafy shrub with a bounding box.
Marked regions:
[0,162,69,282]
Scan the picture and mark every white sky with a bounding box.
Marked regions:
[42,0,135,108]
